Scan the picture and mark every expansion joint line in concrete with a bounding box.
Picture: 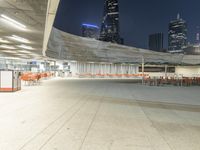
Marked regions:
[37,95,90,150]
[78,97,103,150]
[18,95,88,150]
[136,101,174,150]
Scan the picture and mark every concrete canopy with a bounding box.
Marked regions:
[46,27,200,65]
[1,0,199,65]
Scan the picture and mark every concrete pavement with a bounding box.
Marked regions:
[0,78,200,150]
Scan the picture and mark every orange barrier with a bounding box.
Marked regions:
[21,72,53,85]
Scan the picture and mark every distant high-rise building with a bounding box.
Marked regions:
[168,14,187,52]
[81,24,99,39]
[149,33,164,52]
[183,44,200,55]
[195,26,200,44]
[183,26,200,55]
[99,0,123,44]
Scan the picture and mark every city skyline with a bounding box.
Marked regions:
[54,0,200,49]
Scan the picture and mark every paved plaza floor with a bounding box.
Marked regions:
[0,78,200,150]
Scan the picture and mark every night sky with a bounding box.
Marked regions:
[54,0,200,49]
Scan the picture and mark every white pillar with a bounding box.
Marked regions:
[142,56,145,84]
[165,65,168,78]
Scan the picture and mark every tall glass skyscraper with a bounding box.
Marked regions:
[149,33,164,52]
[168,14,187,52]
[99,0,123,44]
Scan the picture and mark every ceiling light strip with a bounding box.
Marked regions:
[9,35,30,43]
[1,14,26,29]
[17,44,33,50]
[0,44,15,49]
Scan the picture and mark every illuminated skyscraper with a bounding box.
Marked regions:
[168,14,187,52]
[99,0,123,44]
[81,24,99,39]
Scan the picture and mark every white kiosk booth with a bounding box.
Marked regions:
[0,70,21,92]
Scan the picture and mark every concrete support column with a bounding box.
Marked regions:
[165,65,168,78]
[54,61,56,76]
[142,56,145,84]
